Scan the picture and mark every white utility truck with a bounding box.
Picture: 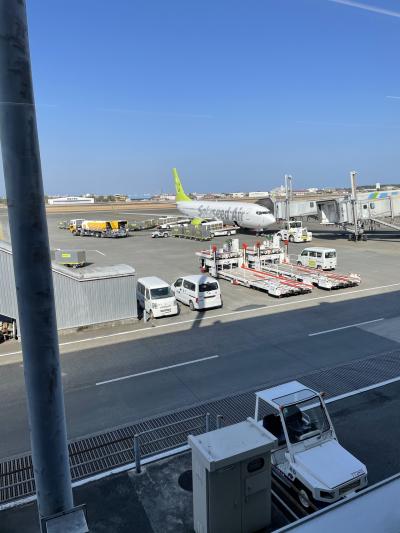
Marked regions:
[277,221,312,243]
[255,381,367,508]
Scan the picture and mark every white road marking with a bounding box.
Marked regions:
[308,317,385,337]
[96,354,219,386]
[88,249,106,256]
[326,375,400,404]
[1,373,400,512]
[1,281,400,358]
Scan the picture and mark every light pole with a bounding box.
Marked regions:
[0,1,87,530]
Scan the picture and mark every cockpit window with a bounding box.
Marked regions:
[256,211,269,215]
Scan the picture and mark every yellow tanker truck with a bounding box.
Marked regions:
[75,220,128,238]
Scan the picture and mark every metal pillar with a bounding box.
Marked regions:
[350,171,358,241]
[284,174,292,227]
[0,0,77,525]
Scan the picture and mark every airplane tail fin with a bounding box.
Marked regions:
[173,168,192,202]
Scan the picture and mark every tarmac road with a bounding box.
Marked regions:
[1,284,400,458]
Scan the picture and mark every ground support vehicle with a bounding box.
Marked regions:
[137,277,179,319]
[158,217,191,229]
[171,275,222,310]
[245,242,284,268]
[217,265,312,297]
[58,220,69,230]
[297,247,337,270]
[0,320,16,342]
[199,220,238,238]
[68,219,85,234]
[151,229,170,238]
[261,262,361,290]
[172,225,211,241]
[276,221,312,243]
[78,220,128,238]
[52,249,87,268]
[128,216,190,232]
[196,239,283,275]
[196,240,309,297]
[129,219,159,231]
[254,381,368,508]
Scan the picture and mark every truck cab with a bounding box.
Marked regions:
[277,220,312,243]
[254,381,367,508]
[68,219,85,235]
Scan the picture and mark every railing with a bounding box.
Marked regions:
[133,412,224,473]
[0,411,223,503]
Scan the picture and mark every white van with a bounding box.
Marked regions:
[172,275,222,311]
[137,277,179,319]
[297,247,337,270]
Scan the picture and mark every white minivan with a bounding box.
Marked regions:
[137,277,179,319]
[297,247,337,270]
[172,275,222,311]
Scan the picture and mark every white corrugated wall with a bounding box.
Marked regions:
[0,242,137,330]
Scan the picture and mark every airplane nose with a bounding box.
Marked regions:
[265,214,276,226]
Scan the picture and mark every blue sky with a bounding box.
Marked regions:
[1,0,400,195]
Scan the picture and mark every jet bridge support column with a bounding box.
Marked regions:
[0,2,87,531]
[350,171,359,241]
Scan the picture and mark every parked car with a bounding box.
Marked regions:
[137,277,179,319]
[297,247,337,270]
[171,275,222,311]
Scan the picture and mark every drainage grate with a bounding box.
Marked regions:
[2,348,400,504]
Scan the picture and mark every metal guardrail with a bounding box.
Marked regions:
[133,413,215,474]
[0,411,222,504]
[2,348,400,505]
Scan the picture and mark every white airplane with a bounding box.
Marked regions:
[173,168,276,231]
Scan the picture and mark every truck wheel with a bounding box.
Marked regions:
[297,261,302,266]
[289,235,294,243]
[298,488,311,509]
[210,233,215,239]
[163,232,169,238]
[189,300,195,311]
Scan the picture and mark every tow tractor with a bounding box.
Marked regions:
[151,229,170,238]
[254,381,367,508]
[277,221,312,243]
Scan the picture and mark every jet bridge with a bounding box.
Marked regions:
[317,191,400,235]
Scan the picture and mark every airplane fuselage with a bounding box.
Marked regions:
[177,200,275,231]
